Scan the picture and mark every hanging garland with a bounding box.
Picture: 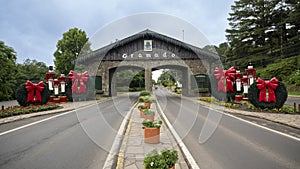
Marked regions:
[211,67,236,102]
[248,77,287,109]
[15,81,50,106]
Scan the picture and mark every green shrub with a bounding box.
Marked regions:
[138,105,147,110]
[0,103,59,118]
[143,109,155,116]
[139,90,151,96]
[144,149,178,169]
[139,96,146,102]
[199,88,209,93]
[142,120,162,129]
[144,96,155,103]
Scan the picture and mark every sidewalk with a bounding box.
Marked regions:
[117,102,189,169]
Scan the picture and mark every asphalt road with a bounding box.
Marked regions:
[155,89,300,169]
[0,93,138,169]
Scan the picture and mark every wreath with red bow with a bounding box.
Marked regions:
[65,70,94,101]
[210,67,237,102]
[248,77,287,109]
[15,81,51,106]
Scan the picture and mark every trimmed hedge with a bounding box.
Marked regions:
[139,91,151,97]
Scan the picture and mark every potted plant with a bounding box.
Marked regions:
[139,90,151,97]
[142,120,162,144]
[144,149,178,169]
[138,105,148,118]
[139,96,146,102]
[142,108,155,121]
[161,149,178,169]
[144,96,154,109]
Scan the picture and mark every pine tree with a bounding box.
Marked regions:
[225,0,299,67]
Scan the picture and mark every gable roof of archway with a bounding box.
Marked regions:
[77,29,222,63]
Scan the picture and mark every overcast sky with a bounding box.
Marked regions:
[0,0,235,66]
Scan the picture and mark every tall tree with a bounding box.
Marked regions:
[16,59,48,85]
[158,70,176,87]
[54,28,91,74]
[226,0,274,58]
[226,0,300,66]
[0,41,17,101]
[284,0,300,56]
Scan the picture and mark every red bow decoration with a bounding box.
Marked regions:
[214,67,236,92]
[25,81,45,103]
[68,71,89,94]
[256,77,279,103]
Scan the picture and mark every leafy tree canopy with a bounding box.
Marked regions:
[0,41,17,101]
[16,58,48,85]
[54,28,91,74]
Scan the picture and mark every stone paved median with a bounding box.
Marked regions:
[117,102,189,169]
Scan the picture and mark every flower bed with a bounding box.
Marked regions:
[0,103,59,118]
[199,97,296,114]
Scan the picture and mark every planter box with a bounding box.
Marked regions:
[144,127,160,144]
[53,97,60,103]
[144,102,151,109]
[140,109,145,118]
[235,95,243,102]
[60,96,67,102]
[49,95,55,102]
[242,97,249,102]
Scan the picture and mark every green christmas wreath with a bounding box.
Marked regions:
[65,76,95,101]
[210,74,236,102]
[248,79,287,109]
[15,82,50,107]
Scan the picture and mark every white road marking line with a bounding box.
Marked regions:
[156,98,201,169]
[0,111,75,136]
[223,112,300,142]
[180,95,300,142]
[0,103,98,137]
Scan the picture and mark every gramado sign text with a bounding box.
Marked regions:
[121,52,176,60]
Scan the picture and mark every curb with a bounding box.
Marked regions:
[288,95,300,98]
[155,96,200,169]
[114,104,136,169]
[102,101,138,169]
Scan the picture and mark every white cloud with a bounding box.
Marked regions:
[0,0,235,65]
